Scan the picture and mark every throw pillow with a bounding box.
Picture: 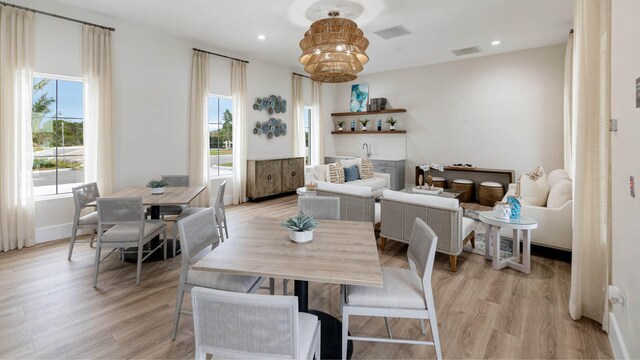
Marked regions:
[518,173,550,206]
[313,165,328,182]
[344,165,360,182]
[527,165,546,181]
[360,159,374,179]
[547,178,572,208]
[547,169,571,188]
[328,162,345,184]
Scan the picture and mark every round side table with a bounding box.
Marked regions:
[478,211,538,274]
[296,187,317,196]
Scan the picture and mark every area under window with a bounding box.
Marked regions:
[32,76,84,197]
[208,95,234,177]
[304,106,312,166]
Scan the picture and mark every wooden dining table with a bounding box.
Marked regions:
[193,216,383,359]
[89,185,205,262]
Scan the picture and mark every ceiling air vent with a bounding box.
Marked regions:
[452,46,481,56]
[373,25,411,40]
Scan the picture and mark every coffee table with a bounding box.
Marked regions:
[479,211,538,274]
[400,184,464,199]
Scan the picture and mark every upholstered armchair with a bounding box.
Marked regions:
[316,182,380,224]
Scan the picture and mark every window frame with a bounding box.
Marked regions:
[32,73,85,197]
[207,94,234,179]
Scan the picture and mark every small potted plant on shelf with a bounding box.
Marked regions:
[282,211,318,244]
[386,117,397,131]
[336,120,345,132]
[359,118,370,131]
[147,179,169,195]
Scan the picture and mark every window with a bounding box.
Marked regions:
[208,95,233,177]
[32,76,84,197]
[304,106,312,166]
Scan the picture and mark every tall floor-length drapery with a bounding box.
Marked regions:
[231,60,247,204]
[569,0,611,330]
[0,5,35,252]
[188,51,210,207]
[291,75,305,158]
[563,30,574,177]
[83,25,114,195]
[311,80,324,166]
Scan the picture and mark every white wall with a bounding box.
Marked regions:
[327,45,566,180]
[610,0,640,358]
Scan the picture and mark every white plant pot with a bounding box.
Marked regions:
[362,126,367,131]
[338,127,343,131]
[289,230,313,244]
[150,187,165,195]
[390,125,395,131]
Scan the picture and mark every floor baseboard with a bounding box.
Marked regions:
[608,312,630,359]
[35,223,91,244]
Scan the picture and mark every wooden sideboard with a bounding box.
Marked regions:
[247,157,305,200]
[415,166,515,201]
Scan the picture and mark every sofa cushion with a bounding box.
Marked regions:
[339,158,361,171]
[382,189,460,210]
[547,178,572,208]
[348,177,387,191]
[344,165,360,182]
[360,159,374,179]
[462,217,476,238]
[548,169,571,188]
[519,173,549,207]
[313,165,329,182]
[328,162,345,184]
[318,181,372,196]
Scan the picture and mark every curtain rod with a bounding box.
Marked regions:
[0,1,115,31]
[193,48,249,64]
[293,72,310,79]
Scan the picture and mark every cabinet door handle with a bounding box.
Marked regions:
[267,175,272,181]
[292,171,296,177]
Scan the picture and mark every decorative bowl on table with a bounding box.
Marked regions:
[413,186,444,195]
[493,202,511,220]
[282,212,318,244]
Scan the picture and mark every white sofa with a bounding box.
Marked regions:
[312,158,391,198]
[499,169,573,250]
[380,189,476,271]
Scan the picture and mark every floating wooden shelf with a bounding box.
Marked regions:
[331,109,407,117]
[331,130,406,135]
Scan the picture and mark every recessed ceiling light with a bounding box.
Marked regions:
[257,35,266,40]
[491,40,501,46]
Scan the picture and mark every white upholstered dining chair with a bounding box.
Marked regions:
[68,182,100,260]
[94,197,167,287]
[341,218,442,360]
[191,286,321,360]
[171,208,267,340]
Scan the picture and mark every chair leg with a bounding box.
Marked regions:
[93,245,101,288]
[269,278,275,295]
[136,244,143,286]
[316,322,321,360]
[342,308,349,360]
[89,230,96,248]
[426,293,442,360]
[194,347,206,360]
[449,255,458,272]
[470,232,476,248]
[283,279,288,295]
[379,236,387,251]
[68,225,78,260]
[171,284,186,340]
[420,318,427,335]
[384,317,393,339]
[163,230,168,260]
[223,218,229,239]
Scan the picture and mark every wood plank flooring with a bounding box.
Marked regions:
[0,195,612,359]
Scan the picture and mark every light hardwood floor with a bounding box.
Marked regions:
[0,195,611,359]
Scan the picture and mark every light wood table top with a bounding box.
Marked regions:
[88,186,205,206]
[193,217,383,287]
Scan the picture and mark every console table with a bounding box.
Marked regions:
[415,166,515,201]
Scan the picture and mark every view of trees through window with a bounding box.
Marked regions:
[208,96,233,177]
[32,76,84,196]
[304,106,312,166]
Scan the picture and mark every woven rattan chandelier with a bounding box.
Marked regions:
[299,10,369,83]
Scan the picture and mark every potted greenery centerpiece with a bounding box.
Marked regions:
[336,120,345,132]
[282,212,318,243]
[147,179,169,195]
[386,117,397,131]
[359,118,370,131]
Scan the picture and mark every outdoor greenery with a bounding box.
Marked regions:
[210,109,233,149]
[32,158,83,170]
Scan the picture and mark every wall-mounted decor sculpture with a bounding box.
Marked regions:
[253,95,287,114]
[253,118,287,139]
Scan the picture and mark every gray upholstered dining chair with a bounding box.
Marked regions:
[191,286,321,360]
[171,208,267,340]
[297,196,340,220]
[94,197,167,287]
[156,175,190,219]
[68,182,100,260]
[341,218,442,360]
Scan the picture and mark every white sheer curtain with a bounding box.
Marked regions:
[231,60,247,204]
[0,5,35,252]
[291,75,305,158]
[83,25,114,195]
[563,30,574,177]
[188,51,210,207]
[311,80,324,166]
[569,0,611,330]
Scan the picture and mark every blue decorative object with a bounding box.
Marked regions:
[350,83,369,112]
[507,196,521,220]
[350,120,356,131]
[377,118,382,131]
[344,165,360,182]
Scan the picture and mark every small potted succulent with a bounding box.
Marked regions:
[359,118,370,131]
[386,117,397,131]
[147,179,169,195]
[336,120,345,132]
[282,212,318,244]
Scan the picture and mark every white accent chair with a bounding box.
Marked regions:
[341,218,442,360]
[94,197,167,287]
[171,209,266,340]
[191,287,321,360]
[68,182,100,260]
[380,189,475,271]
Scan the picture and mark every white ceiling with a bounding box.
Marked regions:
[50,0,574,74]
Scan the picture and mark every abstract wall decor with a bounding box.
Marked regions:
[253,118,287,139]
[350,83,369,112]
[253,95,287,114]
